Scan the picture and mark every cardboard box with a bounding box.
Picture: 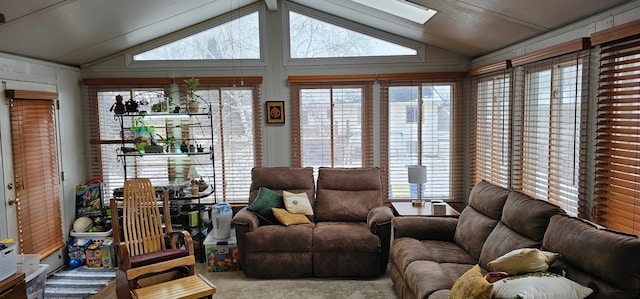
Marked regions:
[100,237,115,268]
[204,230,239,272]
[0,242,17,281]
[26,264,48,299]
[85,241,103,268]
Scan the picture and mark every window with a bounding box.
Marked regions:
[472,70,512,188]
[512,53,587,217]
[85,78,262,204]
[592,33,640,235]
[289,76,374,169]
[379,75,464,202]
[7,91,64,257]
[288,11,416,58]
[133,11,261,61]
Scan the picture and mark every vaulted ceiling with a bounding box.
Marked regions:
[0,0,633,67]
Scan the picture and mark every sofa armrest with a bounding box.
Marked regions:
[368,206,394,274]
[231,207,260,231]
[392,216,458,241]
[231,207,260,275]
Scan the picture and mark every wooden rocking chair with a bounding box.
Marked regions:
[110,178,195,299]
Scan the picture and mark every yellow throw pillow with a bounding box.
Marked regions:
[283,191,314,215]
[487,248,560,275]
[272,208,311,226]
[449,264,493,299]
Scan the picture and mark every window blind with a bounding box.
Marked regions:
[378,74,465,202]
[9,95,64,257]
[85,77,262,204]
[289,76,375,171]
[512,51,590,216]
[593,34,640,234]
[471,69,513,188]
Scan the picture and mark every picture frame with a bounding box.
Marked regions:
[266,101,285,124]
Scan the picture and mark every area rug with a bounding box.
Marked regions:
[44,266,116,299]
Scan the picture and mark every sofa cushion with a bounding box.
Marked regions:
[478,222,542,269]
[313,222,380,253]
[246,224,314,252]
[283,191,314,215]
[501,191,565,241]
[542,214,640,299]
[404,261,471,299]
[248,167,316,208]
[315,167,382,222]
[453,181,510,260]
[487,248,559,275]
[247,187,284,225]
[272,208,311,226]
[492,272,593,299]
[391,238,476,275]
[449,264,493,299]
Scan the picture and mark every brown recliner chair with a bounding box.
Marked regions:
[111,178,195,299]
[232,167,394,278]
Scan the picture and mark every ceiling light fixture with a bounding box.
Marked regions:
[351,0,437,24]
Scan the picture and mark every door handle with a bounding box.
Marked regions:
[8,197,18,205]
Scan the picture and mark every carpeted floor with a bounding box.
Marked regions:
[44,266,116,299]
[195,263,399,299]
[69,263,399,299]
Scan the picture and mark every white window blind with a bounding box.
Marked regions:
[85,78,261,204]
[471,70,512,188]
[512,51,589,216]
[289,76,375,170]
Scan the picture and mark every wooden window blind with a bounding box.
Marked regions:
[84,77,262,204]
[593,33,640,234]
[512,50,590,216]
[8,92,64,257]
[289,75,375,170]
[471,69,513,188]
[378,73,465,202]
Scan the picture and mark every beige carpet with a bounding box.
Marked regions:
[92,263,399,298]
[195,263,400,299]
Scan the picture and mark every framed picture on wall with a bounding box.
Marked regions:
[266,101,285,124]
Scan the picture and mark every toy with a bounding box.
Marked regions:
[69,258,80,269]
[109,95,126,114]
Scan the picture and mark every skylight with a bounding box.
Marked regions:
[351,0,437,24]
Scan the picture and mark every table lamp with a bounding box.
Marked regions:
[408,165,427,206]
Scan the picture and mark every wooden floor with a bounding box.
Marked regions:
[90,280,116,299]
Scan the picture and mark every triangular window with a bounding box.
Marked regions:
[134,11,260,61]
[289,11,417,58]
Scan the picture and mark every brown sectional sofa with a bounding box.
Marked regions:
[231,166,394,278]
[390,180,640,299]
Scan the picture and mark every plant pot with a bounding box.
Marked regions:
[144,145,164,153]
[187,102,199,113]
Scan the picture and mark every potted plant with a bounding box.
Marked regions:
[131,117,155,153]
[183,77,200,113]
[157,134,176,153]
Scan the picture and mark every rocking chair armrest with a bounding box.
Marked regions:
[115,242,133,270]
[166,230,195,255]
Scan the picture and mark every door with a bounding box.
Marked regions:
[1,89,65,260]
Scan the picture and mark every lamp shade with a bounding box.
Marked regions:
[408,165,427,184]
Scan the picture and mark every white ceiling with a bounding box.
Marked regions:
[0,0,633,67]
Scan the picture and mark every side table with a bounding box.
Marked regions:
[391,201,460,217]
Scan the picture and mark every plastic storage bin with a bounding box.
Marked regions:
[0,242,17,282]
[26,264,48,299]
[17,254,40,277]
[204,228,239,272]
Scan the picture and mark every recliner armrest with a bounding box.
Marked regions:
[367,206,394,233]
[231,207,260,231]
[392,216,458,241]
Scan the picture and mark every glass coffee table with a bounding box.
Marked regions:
[391,201,460,217]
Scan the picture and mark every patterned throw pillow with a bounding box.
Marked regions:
[488,248,559,275]
[283,191,314,215]
[247,187,284,225]
[492,272,593,299]
[272,208,311,226]
[449,264,493,299]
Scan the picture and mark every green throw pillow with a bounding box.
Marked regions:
[247,187,284,225]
